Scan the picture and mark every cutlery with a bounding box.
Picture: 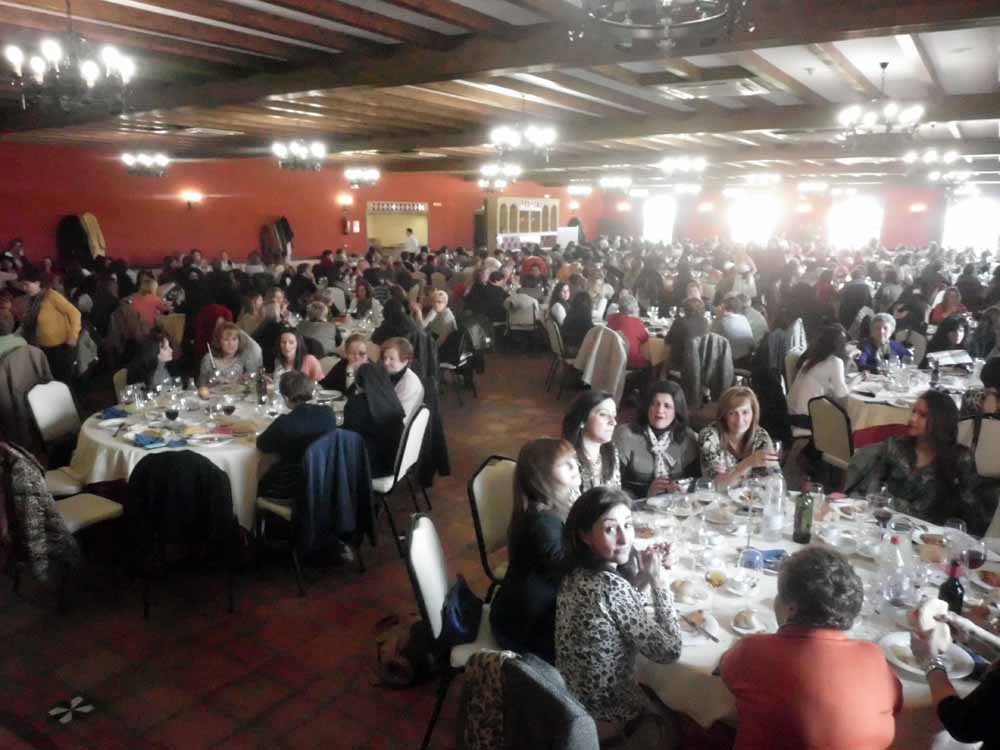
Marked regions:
[680,614,719,643]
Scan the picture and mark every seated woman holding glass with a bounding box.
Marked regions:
[845,389,990,531]
[320,333,368,394]
[613,380,699,499]
[199,322,259,386]
[341,362,405,477]
[273,327,324,383]
[562,391,621,494]
[556,487,682,746]
[721,547,902,750]
[490,438,580,664]
[855,313,910,373]
[698,386,777,490]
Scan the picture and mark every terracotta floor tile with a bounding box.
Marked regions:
[143,704,237,750]
[209,675,288,722]
[54,648,131,691]
[109,684,198,732]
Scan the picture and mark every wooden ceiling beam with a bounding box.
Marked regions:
[296,91,477,129]
[472,75,640,118]
[328,92,1000,152]
[807,42,882,98]
[110,0,383,55]
[421,80,585,120]
[261,0,457,49]
[8,0,1000,134]
[534,71,683,116]
[374,86,525,121]
[257,95,471,133]
[0,7,279,69]
[730,51,829,106]
[895,33,945,97]
[378,0,512,34]
[6,0,337,62]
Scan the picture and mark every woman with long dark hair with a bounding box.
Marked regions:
[559,291,595,351]
[341,362,405,476]
[562,391,621,494]
[371,297,419,346]
[273,326,323,382]
[490,438,580,663]
[348,279,382,324]
[787,324,850,432]
[613,380,699,498]
[846,390,988,530]
[556,487,681,744]
[922,315,970,367]
[547,281,571,326]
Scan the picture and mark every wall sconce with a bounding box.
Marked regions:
[697,201,715,213]
[795,202,814,214]
[616,200,631,212]
[335,192,354,235]
[180,190,203,209]
[335,193,354,208]
[568,200,580,211]
[909,202,928,213]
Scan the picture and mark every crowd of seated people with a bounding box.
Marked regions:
[5,231,1000,750]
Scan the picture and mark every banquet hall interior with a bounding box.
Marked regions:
[3,0,1000,748]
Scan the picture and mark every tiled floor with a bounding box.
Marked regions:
[0,351,565,750]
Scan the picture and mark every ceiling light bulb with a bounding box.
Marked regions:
[117,56,135,84]
[900,105,924,125]
[883,101,899,119]
[692,156,707,171]
[137,153,153,167]
[28,55,46,82]
[180,190,203,204]
[861,111,878,128]
[902,151,918,164]
[568,200,580,211]
[153,153,169,167]
[480,163,499,178]
[922,149,939,164]
[943,150,960,165]
[838,105,861,127]
[495,179,508,190]
[309,141,326,159]
[40,39,62,66]
[272,142,288,159]
[928,171,941,181]
[101,46,120,71]
[121,153,135,167]
[80,59,99,87]
[4,45,23,76]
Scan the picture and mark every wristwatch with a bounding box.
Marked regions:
[925,657,948,677]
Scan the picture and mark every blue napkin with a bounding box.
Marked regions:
[101,406,128,419]
[133,434,187,450]
[762,549,788,572]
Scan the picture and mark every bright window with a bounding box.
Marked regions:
[727,193,783,245]
[943,197,1000,252]
[828,195,884,250]
[642,195,677,244]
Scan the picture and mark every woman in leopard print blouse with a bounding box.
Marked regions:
[555,487,682,738]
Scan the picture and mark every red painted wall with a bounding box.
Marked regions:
[0,142,603,264]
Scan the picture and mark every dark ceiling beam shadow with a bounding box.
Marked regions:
[467,75,641,118]
[331,92,1000,152]
[418,80,598,120]
[261,0,460,49]
[534,71,685,116]
[0,8,280,70]
[8,0,1000,134]
[3,0,338,62]
[373,137,1000,173]
[109,0,384,55]
[379,0,517,35]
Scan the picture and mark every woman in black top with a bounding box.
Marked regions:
[341,362,405,476]
[922,314,970,367]
[371,298,419,346]
[125,328,175,389]
[490,438,580,663]
[257,371,339,500]
[560,291,595,352]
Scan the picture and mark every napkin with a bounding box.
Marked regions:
[133,434,187,450]
[101,406,129,419]
[762,549,787,572]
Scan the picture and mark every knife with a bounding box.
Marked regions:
[680,614,720,643]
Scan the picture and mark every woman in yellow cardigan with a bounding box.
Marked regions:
[17,267,81,381]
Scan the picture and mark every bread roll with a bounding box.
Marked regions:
[910,598,952,654]
[733,609,760,631]
[671,579,696,603]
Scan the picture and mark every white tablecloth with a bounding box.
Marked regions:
[636,506,979,749]
[846,373,980,434]
[70,404,278,529]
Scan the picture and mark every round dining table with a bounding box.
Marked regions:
[635,497,994,750]
[68,390,344,529]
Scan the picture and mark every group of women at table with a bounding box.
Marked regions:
[488,378,999,749]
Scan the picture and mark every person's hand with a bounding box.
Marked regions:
[636,548,665,589]
[910,630,935,669]
[747,449,778,470]
[649,477,679,496]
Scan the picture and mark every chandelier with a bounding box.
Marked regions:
[567,184,593,196]
[579,0,755,49]
[478,177,509,194]
[598,175,632,191]
[656,156,707,174]
[903,148,962,169]
[478,161,521,194]
[489,124,557,159]
[344,166,380,188]
[837,62,923,142]
[271,140,326,171]
[121,152,169,177]
[3,2,135,112]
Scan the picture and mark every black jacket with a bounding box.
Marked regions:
[257,403,339,499]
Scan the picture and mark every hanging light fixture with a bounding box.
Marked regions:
[598,175,632,191]
[272,140,326,171]
[121,152,169,177]
[344,166,380,188]
[478,161,521,193]
[837,62,924,144]
[745,172,782,187]
[578,0,755,50]
[656,156,708,174]
[567,184,593,197]
[3,2,135,112]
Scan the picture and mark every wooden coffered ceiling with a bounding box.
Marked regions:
[4,0,1000,187]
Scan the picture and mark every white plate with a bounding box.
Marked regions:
[879,631,974,680]
[317,389,343,401]
[187,434,234,447]
[98,418,127,430]
[730,610,775,636]
[889,398,915,410]
[680,612,721,646]
[670,579,710,611]
[971,568,1000,591]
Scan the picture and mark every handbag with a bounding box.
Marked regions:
[438,574,483,650]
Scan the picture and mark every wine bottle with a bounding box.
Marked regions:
[938,559,964,615]
[792,487,814,544]
[256,366,268,405]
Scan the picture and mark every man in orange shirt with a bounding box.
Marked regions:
[720,547,902,750]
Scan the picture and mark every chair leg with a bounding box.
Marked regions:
[453,370,464,407]
[421,484,432,511]
[405,475,421,512]
[382,498,404,558]
[353,543,366,574]
[142,576,151,620]
[469,369,478,399]
[421,670,456,750]
[11,562,21,596]
[557,364,565,400]
[291,546,306,597]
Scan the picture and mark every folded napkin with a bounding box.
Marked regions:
[762,549,787,572]
[101,406,129,419]
[133,434,187,449]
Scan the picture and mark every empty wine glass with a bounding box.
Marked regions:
[733,548,764,609]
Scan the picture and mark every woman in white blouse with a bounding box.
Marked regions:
[380,336,424,424]
[787,324,851,434]
[547,281,571,326]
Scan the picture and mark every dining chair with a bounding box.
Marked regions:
[974,418,1000,479]
[27,381,84,497]
[544,317,575,399]
[112,367,129,403]
[467,454,516,603]
[406,514,498,750]
[373,406,431,556]
[326,286,347,316]
[438,329,477,406]
[784,349,804,394]
[808,396,854,485]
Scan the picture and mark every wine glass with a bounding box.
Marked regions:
[869,488,893,528]
[693,478,715,509]
[672,494,696,525]
[221,396,237,417]
[733,548,764,609]
[164,398,180,434]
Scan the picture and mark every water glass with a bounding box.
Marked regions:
[734,548,764,608]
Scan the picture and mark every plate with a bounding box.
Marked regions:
[888,398,915,410]
[670,579,710,610]
[731,610,775,636]
[971,568,1000,591]
[98,418,127,430]
[317,389,343,402]
[679,612,721,645]
[879,631,974,680]
[187,434,234,447]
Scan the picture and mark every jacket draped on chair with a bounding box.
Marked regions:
[0,346,52,450]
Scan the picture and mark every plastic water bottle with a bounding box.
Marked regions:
[761,474,785,543]
[879,535,912,608]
